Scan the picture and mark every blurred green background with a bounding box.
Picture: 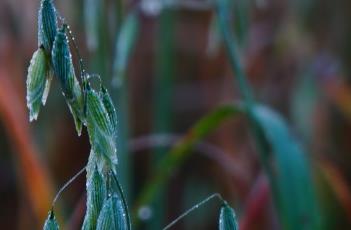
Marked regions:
[1,0,351,229]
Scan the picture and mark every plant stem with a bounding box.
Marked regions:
[162,193,224,230]
[52,166,86,207]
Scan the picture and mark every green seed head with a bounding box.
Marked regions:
[38,0,58,52]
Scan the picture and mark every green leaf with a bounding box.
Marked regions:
[253,105,321,230]
[82,165,106,230]
[26,47,52,121]
[84,0,102,51]
[52,25,83,135]
[38,0,58,52]
[86,87,117,166]
[43,210,59,230]
[112,11,139,87]
[135,105,241,218]
[219,202,238,230]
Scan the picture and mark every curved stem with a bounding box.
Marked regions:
[52,166,86,207]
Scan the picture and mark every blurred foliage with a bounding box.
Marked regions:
[1,0,351,229]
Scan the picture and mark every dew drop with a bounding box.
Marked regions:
[138,206,153,221]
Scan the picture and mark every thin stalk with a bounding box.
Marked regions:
[115,83,132,201]
[150,7,176,230]
[52,166,86,207]
[162,193,224,230]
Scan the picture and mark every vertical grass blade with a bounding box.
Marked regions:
[26,47,52,121]
[84,0,109,79]
[219,202,238,230]
[216,0,322,228]
[43,210,59,230]
[112,11,140,87]
[135,105,241,224]
[111,11,140,201]
[253,105,321,229]
[148,8,177,229]
[38,0,58,52]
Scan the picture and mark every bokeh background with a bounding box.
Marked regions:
[1,0,351,229]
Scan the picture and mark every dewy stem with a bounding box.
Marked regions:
[162,193,225,230]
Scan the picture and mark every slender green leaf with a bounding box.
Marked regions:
[84,0,109,78]
[112,11,140,88]
[216,1,321,228]
[84,0,101,51]
[219,202,238,230]
[26,47,52,121]
[52,25,83,135]
[253,105,321,229]
[135,105,241,219]
[86,87,117,166]
[150,8,176,229]
[111,9,140,207]
[82,165,106,230]
[38,0,58,52]
[43,210,59,230]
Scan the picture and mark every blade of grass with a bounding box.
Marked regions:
[133,105,242,225]
[128,133,250,192]
[84,0,109,79]
[150,8,176,229]
[216,0,321,229]
[111,11,140,202]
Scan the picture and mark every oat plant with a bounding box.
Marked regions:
[26,0,238,229]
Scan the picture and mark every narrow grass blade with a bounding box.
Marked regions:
[219,202,238,230]
[112,11,140,88]
[84,0,100,51]
[111,9,140,204]
[26,47,51,121]
[82,165,106,230]
[232,0,250,47]
[253,105,321,229]
[43,210,59,230]
[38,0,58,52]
[84,0,109,78]
[150,8,176,230]
[134,105,241,222]
[216,0,321,229]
